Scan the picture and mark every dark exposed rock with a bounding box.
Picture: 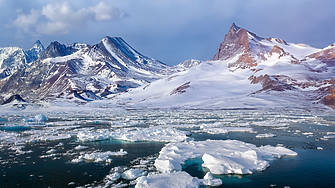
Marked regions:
[39,41,72,60]
[1,94,26,105]
[170,82,191,95]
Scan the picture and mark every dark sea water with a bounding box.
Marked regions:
[1,110,335,188]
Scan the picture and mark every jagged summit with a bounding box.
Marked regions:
[39,41,72,59]
[25,40,45,63]
[229,23,241,34]
[33,40,43,47]
[213,23,262,63]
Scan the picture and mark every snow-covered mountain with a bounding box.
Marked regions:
[103,23,335,110]
[0,40,44,80]
[0,37,177,104]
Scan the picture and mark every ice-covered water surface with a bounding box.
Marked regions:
[0,109,335,188]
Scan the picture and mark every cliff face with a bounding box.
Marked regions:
[213,23,270,69]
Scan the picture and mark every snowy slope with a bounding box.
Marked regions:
[99,23,334,110]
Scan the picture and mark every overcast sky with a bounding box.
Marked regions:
[1,0,335,65]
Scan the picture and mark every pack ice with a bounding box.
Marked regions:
[155,140,297,175]
[77,127,191,142]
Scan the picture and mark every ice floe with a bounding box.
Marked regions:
[74,145,89,150]
[256,133,277,138]
[195,126,255,134]
[135,171,200,188]
[71,149,127,163]
[122,169,147,180]
[155,140,297,175]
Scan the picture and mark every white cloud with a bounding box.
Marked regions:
[11,2,128,35]
[89,2,128,21]
[12,9,40,33]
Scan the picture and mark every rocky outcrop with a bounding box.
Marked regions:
[320,86,335,109]
[1,94,26,105]
[212,23,270,70]
[249,74,296,93]
[308,44,335,66]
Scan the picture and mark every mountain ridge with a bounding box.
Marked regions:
[0,36,197,105]
[101,23,334,110]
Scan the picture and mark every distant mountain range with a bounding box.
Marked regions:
[0,37,200,106]
[1,23,334,110]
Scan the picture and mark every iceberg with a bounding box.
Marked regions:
[35,114,48,122]
[154,140,297,175]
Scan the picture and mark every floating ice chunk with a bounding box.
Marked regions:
[74,145,89,150]
[317,147,323,150]
[71,156,84,163]
[106,172,121,181]
[72,149,127,163]
[155,140,297,175]
[9,145,33,155]
[198,127,254,134]
[35,114,48,122]
[40,154,58,158]
[323,135,335,139]
[253,121,288,127]
[122,169,147,180]
[256,133,277,138]
[46,149,57,154]
[135,171,200,188]
[77,130,110,142]
[45,121,82,126]
[41,134,71,141]
[55,142,64,147]
[201,172,222,186]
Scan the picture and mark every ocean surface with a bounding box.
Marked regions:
[1,109,335,188]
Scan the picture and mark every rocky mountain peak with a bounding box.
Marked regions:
[39,41,71,60]
[212,23,265,67]
[228,23,241,35]
[25,40,45,63]
[33,40,43,48]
